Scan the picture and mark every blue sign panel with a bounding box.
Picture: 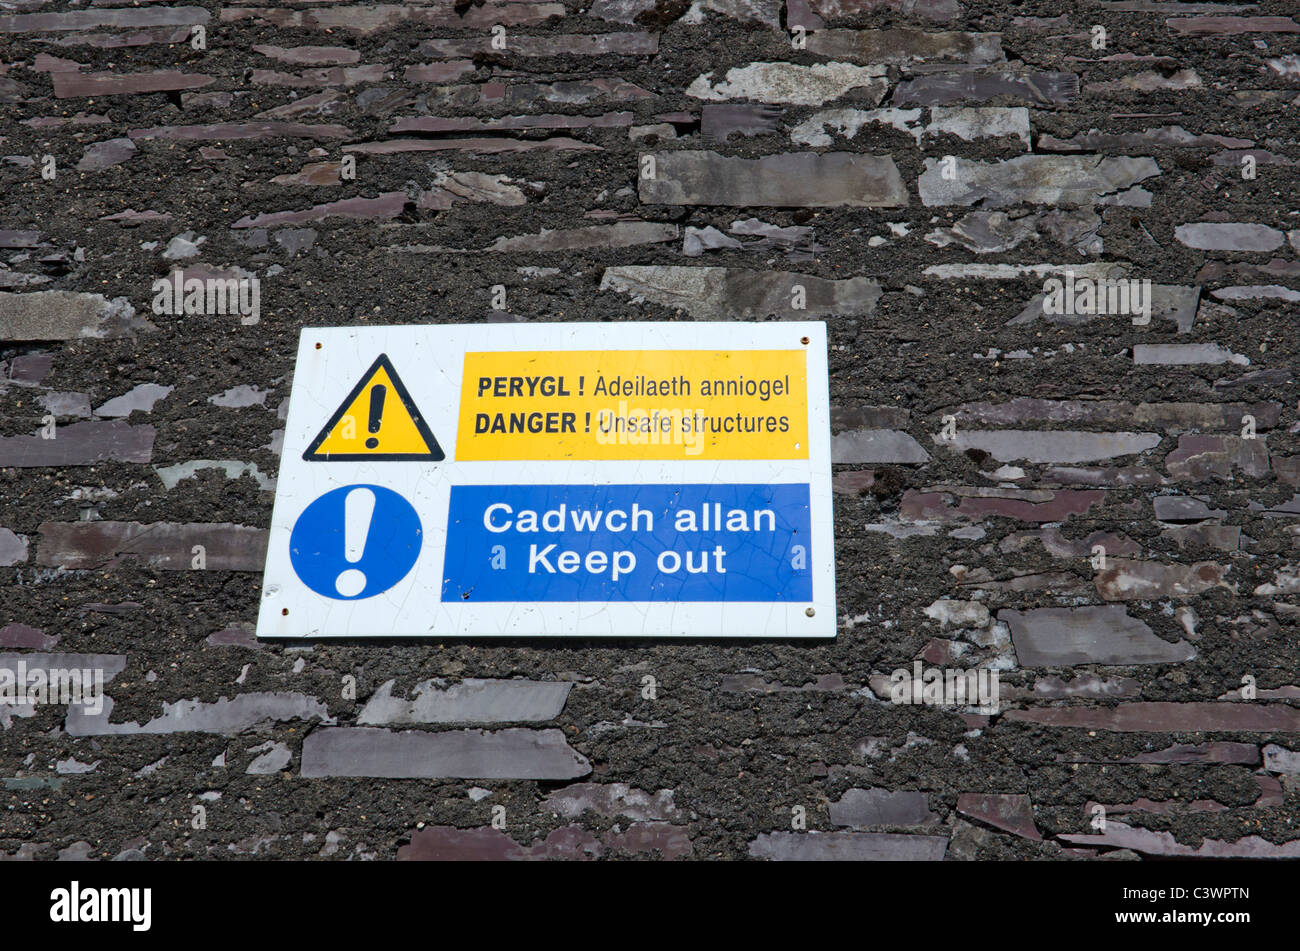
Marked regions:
[290,484,422,600]
[441,483,812,602]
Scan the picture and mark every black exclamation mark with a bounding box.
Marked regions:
[579,376,584,396]
[585,411,590,433]
[365,384,386,449]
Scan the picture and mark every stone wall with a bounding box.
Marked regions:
[1,0,1299,860]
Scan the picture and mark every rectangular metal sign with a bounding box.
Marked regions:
[256,322,835,638]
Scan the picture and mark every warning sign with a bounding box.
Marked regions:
[455,349,809,461]
[257,322,835,639]
[303,354,444,461]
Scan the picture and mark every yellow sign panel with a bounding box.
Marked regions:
[456,349,808,460]
[304,354,444,461]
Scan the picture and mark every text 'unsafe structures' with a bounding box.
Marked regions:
[256,322,835,638]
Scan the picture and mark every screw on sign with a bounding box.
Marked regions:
[289,484,422,600]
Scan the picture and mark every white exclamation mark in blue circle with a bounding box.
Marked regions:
[335,487,375,597]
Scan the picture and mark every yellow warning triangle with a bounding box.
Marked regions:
[303,354,444,461]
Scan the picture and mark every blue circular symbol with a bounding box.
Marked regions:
[289,484,422,600]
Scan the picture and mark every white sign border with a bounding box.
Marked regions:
[256,321,835,639]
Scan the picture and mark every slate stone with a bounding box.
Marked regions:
[245,741,293,774]
[1096,559,1232,600]
[358,679,573,724]
[1039,126,1252,152]
[926,106,1030,147]
[0,653,126,682]
[1166,16,1299,35]
[686,63,888,106]
[1133,344,1248,366]
[420,34,657,57]
[67,693,329,736]
[600,266,881,319]
[541,783,679,821]
[902,488,1105,522]
[0,623,54,648]
[76,138,136,171]
[300,727,592,779]
[232,192,408,228]
[749,831,948,860]
[1262,745,1300,774]
[701,104,782,140]
[832,429,930,464]
[1211,284,1300,303]
[1166,435,1269,480]
[950,399,1272,432]
[919,155,1160,207]
[0,421,154,467]
[1010,702,1300,733]
[406,222,679,254]
[0,528,29,567]
[640,151,907,207]
[36,521,267,570]
[0,8,210,32]
[1061,822,1300,857]
[955,793,1041,840]
[221,3,564,33]
[892,71,1078,105]
[805,29,1003,65]
[129,122,352,142]
[94,383,173,418]
[252,45,362,66]
[1152,496,1226,522]
[829,788,938,827]
[54,71,213,98]
[1010,284,1199,332]
[1175,223,1285,252]
[940,430,1161,464]
[0,291,151,340]
[810,0,961,19]
[1001,606,1195,666]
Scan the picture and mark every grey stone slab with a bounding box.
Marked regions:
[1263,745,1300,774]
[1153,496,1227,522]
[832,429,930,463]
[641,151,907,207]
[1061,822,1300,857]
[806,29,1002,64]
[919,155,1160,207]
[749,831,948,860]
[1175,222,1285,252]
[36,521,267,570]
[829,788,938,827]
[76,137,136,171]
[245,741,293,774]
[300,727,592,779]
[892,70,1078,106]
[686,62,888,106]
[39,392,92,418]
[94,383,172,418]
[939,430,1161,463]
[0,653,126,681]
[700,104,782,140]
[1010,284,1199,332]
[358,679,573,725]
[541,783,679,821]
[600,266,881,319]
[1095,559,1233,600]
[1001,606,1195,666]
[0,528,28,566]
[0,291,153,340]
[0,421,154,467]
[1133,343,1248,366]
[67,693,329,735]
